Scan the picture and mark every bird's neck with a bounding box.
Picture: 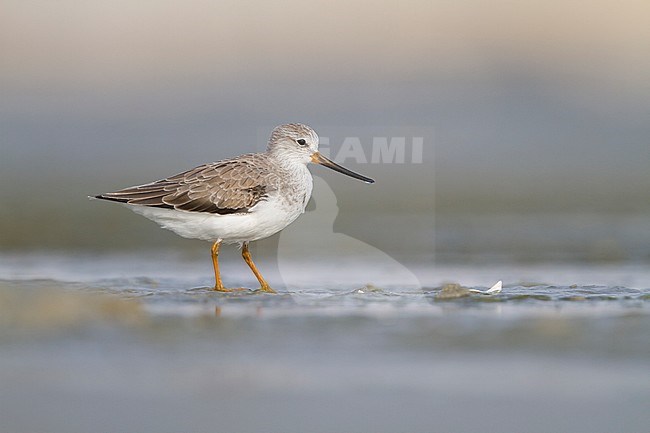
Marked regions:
[267,151,309,173]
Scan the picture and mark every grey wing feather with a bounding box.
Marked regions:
[96,155,277,214]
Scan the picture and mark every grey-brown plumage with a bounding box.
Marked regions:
[93,123,374,294]
[95,153,282,215]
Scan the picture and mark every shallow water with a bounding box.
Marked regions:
[1,253,649,433]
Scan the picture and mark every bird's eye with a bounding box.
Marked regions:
[297,139,307,146]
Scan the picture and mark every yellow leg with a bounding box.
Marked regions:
[211,240,233,292]
[242,242,276,293]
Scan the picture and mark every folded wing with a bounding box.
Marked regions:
[95,155,277,215]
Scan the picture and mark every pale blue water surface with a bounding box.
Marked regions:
[1,252,649,433]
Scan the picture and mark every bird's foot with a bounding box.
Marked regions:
[254,284,277,294]
[212,286,249,293]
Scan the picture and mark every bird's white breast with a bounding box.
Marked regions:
[129,164,313,244]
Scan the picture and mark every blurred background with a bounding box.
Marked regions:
[2,3,650,433]
[1,0,649,264]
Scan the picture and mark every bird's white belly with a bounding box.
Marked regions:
[129,195,305,244]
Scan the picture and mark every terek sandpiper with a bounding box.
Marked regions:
[93,123,374,293]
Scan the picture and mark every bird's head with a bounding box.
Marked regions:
[267,123,374,184]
